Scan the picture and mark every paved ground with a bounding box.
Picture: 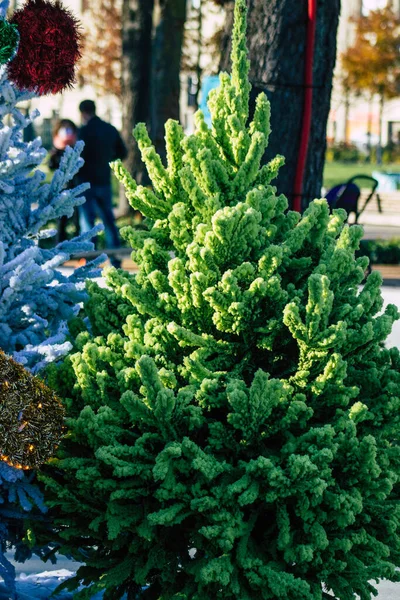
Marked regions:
[382,286,400,347]
[363,223,400,239]
[369,580,400,600]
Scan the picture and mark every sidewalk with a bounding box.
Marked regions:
[382,286,400,348]
[356,189,400,239]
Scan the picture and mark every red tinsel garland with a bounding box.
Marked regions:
[7,0,82,95]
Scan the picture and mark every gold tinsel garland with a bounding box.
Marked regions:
[0,350,65,470]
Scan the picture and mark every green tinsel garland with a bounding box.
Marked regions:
[0,19,19,65]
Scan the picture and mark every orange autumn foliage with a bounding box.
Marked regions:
[341,6,400,101]
[78,0,122,97]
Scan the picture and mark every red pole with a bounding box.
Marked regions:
[292,0,317,212]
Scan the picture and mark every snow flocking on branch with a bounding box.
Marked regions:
[0,0,103,592]
[0,66,104,372]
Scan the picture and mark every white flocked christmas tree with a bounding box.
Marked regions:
[0,0,102,595]
[0,59,103,372]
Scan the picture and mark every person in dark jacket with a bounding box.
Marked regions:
[78,99,128,267]
[48,119,79,242]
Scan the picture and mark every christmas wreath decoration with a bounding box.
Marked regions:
[0,350,64,470]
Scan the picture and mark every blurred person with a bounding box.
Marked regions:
[78,99,128,268]
[48,119,79,242]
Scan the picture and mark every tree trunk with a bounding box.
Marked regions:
[121,0,154,186]
[377,93,384,165]
[194,0,203,110]
[220,0,341,209]
[367,92,373,163]
[151,0,187,161]
[344,88,350,145]
[218,1,235,73]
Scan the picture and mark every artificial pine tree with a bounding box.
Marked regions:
[0,0,100,593]
[0,0,101,372]
[0,350,64,595]
[0,461,48,595]
[0,63,102,371]
[42,1,400,598]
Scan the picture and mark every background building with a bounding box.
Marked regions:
[329,0,400,149]
[13,0,399,155]
[16,0,122,147]
[15,0,223,148]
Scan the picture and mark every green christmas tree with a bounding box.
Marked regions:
[41,1,400,598]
